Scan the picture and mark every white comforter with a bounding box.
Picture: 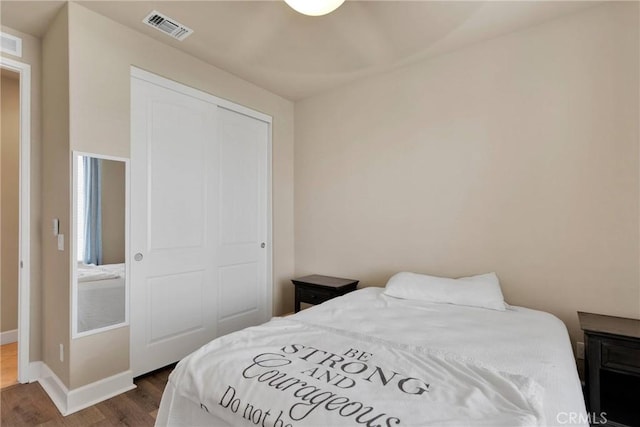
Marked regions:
[158,288,586,426]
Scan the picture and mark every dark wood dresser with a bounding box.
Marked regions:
[578,311,640,427]
[292,275,358,312]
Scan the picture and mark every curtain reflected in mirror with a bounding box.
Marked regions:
[75,154,127,335]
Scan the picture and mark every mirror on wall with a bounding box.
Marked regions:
[72,153,128,337]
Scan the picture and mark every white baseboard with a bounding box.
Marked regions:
[38,364,70,415]
[37,363,135,416]
[0,329,18,345]
[67,370,136,415]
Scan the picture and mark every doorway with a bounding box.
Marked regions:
[0,57,31,386]
[1,68,20,388]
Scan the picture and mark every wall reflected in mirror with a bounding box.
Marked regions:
[74,154,128,336]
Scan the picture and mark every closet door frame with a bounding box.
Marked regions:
[129,65,273,337]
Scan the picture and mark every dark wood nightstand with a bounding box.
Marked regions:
[578,311,640,427]
[292,275,358,312]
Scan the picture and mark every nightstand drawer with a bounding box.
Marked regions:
[298,286,338,305]
[602,339,640,373]
[292,275,359,312]
[579,311,640,427]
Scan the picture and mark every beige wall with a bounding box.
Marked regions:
[42,6,71,384]
[67,2,295,388]
[0,26,43,362]
[294,2,639,349]
[100,159,125,265]
[1,73,19,333]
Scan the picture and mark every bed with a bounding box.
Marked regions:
[77,262,126,333]
[156,273,587,426]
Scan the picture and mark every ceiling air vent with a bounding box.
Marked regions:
[142,11,193,41]
[0,32,22,57]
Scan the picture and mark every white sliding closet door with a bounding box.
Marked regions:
[130,70,271,377]
[216,107,270,336]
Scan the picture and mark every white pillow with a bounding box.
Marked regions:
[383,271,506,311]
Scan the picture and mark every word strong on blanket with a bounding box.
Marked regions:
[281,344,430,396]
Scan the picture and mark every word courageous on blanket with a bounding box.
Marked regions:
[217,344,430,426]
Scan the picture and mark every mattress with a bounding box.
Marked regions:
[155,287,587,426]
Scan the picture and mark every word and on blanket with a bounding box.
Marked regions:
[169,319,544,427]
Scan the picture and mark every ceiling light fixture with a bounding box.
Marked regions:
[284,0,345,16]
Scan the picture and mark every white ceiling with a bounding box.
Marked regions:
[1,1,599,100]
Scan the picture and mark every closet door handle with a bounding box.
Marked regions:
[261,242,266,248]
[134,253,144,261]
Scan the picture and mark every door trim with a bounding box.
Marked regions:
[1,56,31,383]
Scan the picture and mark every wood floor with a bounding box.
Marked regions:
[0,365,174,426]
[1,342,18,389]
